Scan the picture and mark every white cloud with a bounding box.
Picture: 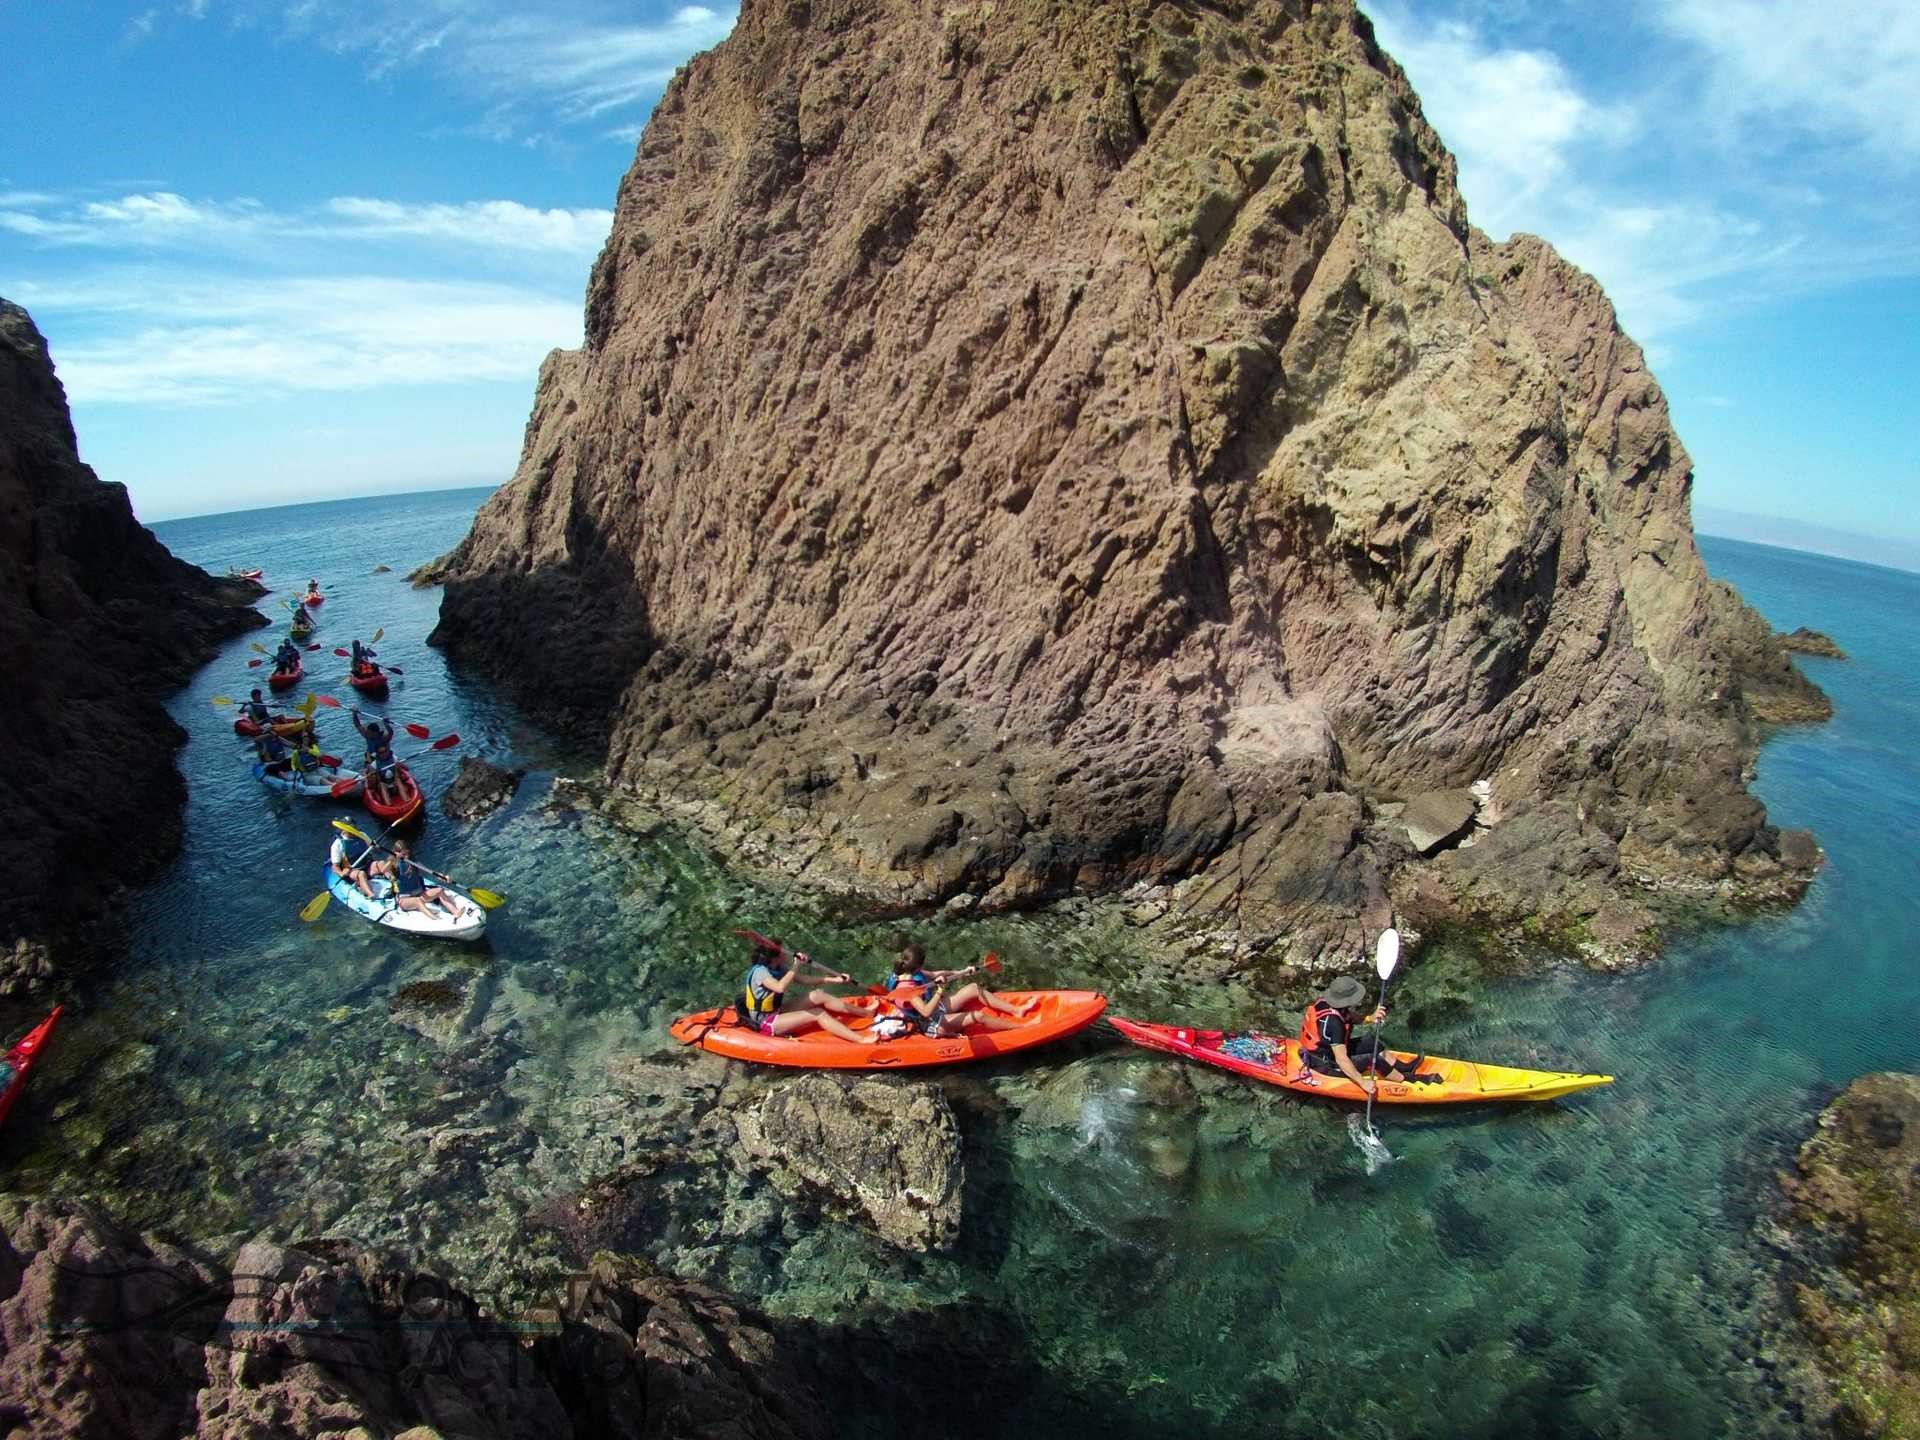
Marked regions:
[21,275,582,406]
[1,190,610,256]
[1655,0,1920,164]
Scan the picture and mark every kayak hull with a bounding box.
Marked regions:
[347,668,389,698]
[672,989,1107,1069]
[230,568,263,581]
[235,715,309,739]
[362,763,423,824]
[324,866,484,941]
[1107,1017,1613,1105]
[267,662,303,691]
[0,1005,63,1132]
[304,594,325,606]
[252,761,341,798]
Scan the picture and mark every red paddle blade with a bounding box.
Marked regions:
[385,665,404,675]
[247,658,263,667]
[319,754,343,767]
[330,776,361,797]
[982,952,1003,972]
[404,723,431,739]
[334,648,350,657]
[312,695,342,708]
[431,733,460,750]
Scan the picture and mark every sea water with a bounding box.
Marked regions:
[1,497,1913,1439]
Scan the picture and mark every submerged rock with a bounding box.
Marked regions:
[1778,1073,1920,1437]
[0,299,263,964]
[441,757,524,822]
[422,0,1825,965]
[732,1075,963,1253]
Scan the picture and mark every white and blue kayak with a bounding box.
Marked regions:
[322,865,486,941]
[253,761,345,798]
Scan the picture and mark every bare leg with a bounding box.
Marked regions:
[949,983,1034,1018]
[806,988,866,1017]
[772,1008,876,1045]
[945,1011,1023,1034]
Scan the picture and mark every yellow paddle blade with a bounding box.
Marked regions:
[466,887,507,910]
[251,642,269,655]
[371,627,384,643]
[300,692,318,717]
[210,695,234,708]
[331,818,371,843]
[298,891,332,923]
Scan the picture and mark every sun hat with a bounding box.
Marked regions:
[1317,975,1368,1009]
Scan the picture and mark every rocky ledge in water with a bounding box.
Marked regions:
[1777,627,1847,661]
[442,758,525,822]
[420,0,1825,970]
[1771,1074,1920,1438]
[0,298,264,979]
[0,1193,827,1440]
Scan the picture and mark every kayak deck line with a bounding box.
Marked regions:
[1108,1017,1613,1106]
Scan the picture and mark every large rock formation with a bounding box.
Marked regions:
[0,299,262,974]
[422,0,1825,964]
[1775,1075,1920,1438]
[0,1194,827,1440]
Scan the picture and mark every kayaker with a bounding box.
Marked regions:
[350,637,378,675]
[1298,976,1435,1091]
[884,943,1037,1020]
[736,934,875,1045]
[242,688,273,727]
[375,839,458,919]
[304,579,323,604]
[328,830,376,899]
[351,707,399,805]
[255,730,292,776]
[273,638,301,673]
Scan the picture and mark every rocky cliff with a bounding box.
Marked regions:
[423,0,1825,964]
[0,299,262,987]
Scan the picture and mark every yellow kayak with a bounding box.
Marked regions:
[1108,1018,1613,1105]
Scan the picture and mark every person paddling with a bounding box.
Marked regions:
[884,943,1036,1020]
[351,706,398,806]
[304,578,324,606]
[273,638,301,674]
[329,829,376,899]
[255,729,293,776]
[1298,976,1434,1091]
[374,839,457,919]
[350,637,378,676]
[242,688,273,727]
[736,934,875,1045]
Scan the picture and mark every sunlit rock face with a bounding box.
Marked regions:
[425,0,1823,965]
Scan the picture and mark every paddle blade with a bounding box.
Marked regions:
[210,696,233,708]
[300,694,318,717]
[404,723,431,739]
[305,644,322,652]
[334,648,350,657]
[431,733,460,750]
[466,887,507,910]
[981,952,1003,973]
[330,776,362,798]
[251,642,269,655]
[247,658,264,667]
[318,754,343,768]
[1374,928,1401,981]
[371,628,384,642]
[331,817,371,841]
[384,665,404,675]
[313,695,342,709]
[299,891,332,923]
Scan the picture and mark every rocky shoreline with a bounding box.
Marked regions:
[420,0,1829,972]
[0,298,265,995]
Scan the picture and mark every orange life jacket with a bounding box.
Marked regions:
[1298,999,1339,1057]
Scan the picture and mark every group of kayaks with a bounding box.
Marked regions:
[672,979,1612,1108]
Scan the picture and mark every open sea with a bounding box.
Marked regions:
[3,490,1915,1439]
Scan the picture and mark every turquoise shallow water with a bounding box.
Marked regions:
[2,501,1914,1438]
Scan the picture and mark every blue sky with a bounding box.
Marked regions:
[1,1,1915,564]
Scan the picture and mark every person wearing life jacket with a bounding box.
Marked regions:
[736,933,874,1045]
[374,839,458,919]
[329,830,376,899]
[350,637,378,677]
[351,707,399,806]
[884,942,1037,1025]
[273,638,301,675]
[255,729,293,776]
[242,688,273,728]
[1298,976,1435,1092]
[304,579,324,606]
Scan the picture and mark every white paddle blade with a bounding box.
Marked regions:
[1374,927,1401,981]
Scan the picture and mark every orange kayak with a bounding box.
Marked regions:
[1108,1017,1612,1105]
[671,989,1107,1069]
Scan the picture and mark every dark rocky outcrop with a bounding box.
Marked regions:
[0,299,262,970]
[442,757,525,822]
[1778,627,1846,660]
[0,1193,826,1440]
[1775,1074,1920,1438]
[420,0,1826,966]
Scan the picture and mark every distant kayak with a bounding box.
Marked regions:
[323,866,485,941]
[347,666,389,698]
[1107,1018,1613,1105]
[0,1006,62,1132]
[229,567,263,582]
[251,761,340,798]
[672,989,1108,1069]
[267,661,303,690]
[303,593,325,606]
[362,763,423,824]
[234,714,310,739]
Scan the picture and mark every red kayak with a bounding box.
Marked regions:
[303,593,325,607]
[267,661,303,691]
[362,763,423,824]
[231,568,263,582]
[0,1006,62,1131]
[347,666,389,698]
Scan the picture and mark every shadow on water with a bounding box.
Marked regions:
[1,512,1914,1437]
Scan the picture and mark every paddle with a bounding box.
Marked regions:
[299,816,404,921]
[404,723,431,740]
[865,951,1003,996]
[328,734,458,797]
[1363,928,1402,1141]
[328,818,506,909]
